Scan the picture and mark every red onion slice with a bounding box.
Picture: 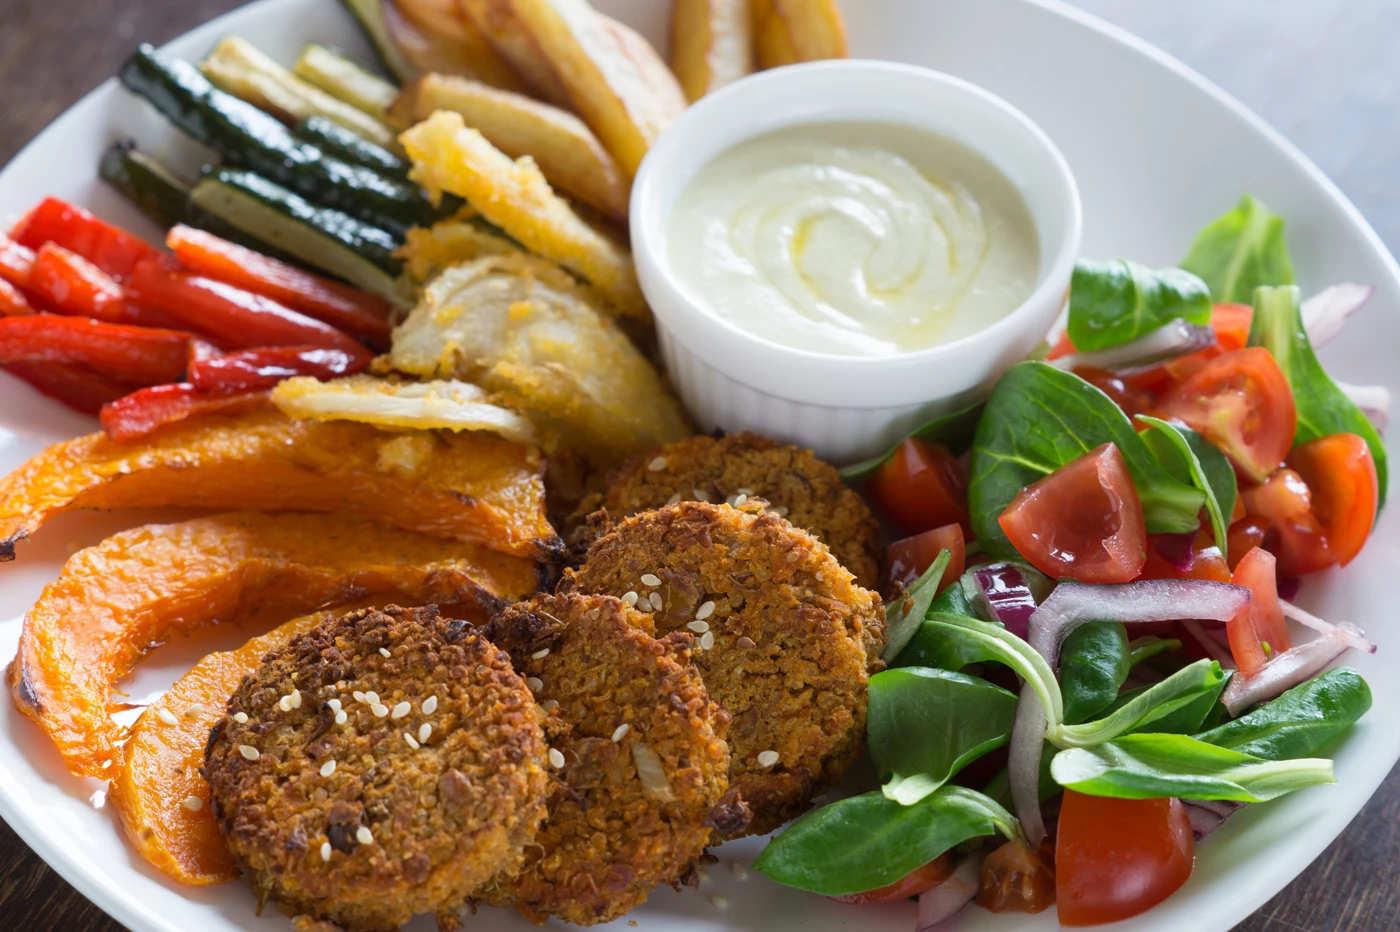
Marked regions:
[1335,381,1391,433]
[970,563,1038,638]
[1008,683,1048,847]
[915,852,986,932]
[1279,600,1376,654]
[1302,283,1373,347]
[1154,532,1197,573]
[1049,319,1215,373]
[1029,580,1250,668]
[1184,799,1245,840]
[1221,632,1354,716]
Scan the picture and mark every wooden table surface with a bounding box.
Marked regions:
[1,0,1398,929]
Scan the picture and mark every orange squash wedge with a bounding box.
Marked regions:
[8,511,542,777]
[0,410,561,562]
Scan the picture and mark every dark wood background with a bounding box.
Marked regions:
[1,0,1397,929]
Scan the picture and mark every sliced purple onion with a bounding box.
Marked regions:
[1335,381,1391,433]
[1050,319,1215,373]
[1221,631,1356,716]
[1008,683,1048,847]
[915,852,986,931]
[1182,620,1238,670]
[1154,532,1197,573]
[1184,799,1245,840]
[1028,580,1250,668]
[1302,283,1373,347]
[970,563,1038,638]
[1279,600,1376,654]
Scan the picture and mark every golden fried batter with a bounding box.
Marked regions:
[204,606,549,932]
[483,593,731,925]
[564,503,884,835]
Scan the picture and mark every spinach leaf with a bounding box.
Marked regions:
[1181,194,1296,303]
[1067,259,1211,351]
[840,402,984,480]
[753,786,1016,896]
[1057,660,1225,747]
[921,613,1065,726]
[931,579,977,618]
[968,362,1205,557]
[1137,416,1239,558]
[869,667,1018,805]
[1249,285,1388,504]
[1195,666,1372,760]
[894,611,1008,671]
[1128,636,1181,667]
[1050,733,1334,802]
[1059,622,1131,725]
[1107,671,1231,736]
[881,548,951,663]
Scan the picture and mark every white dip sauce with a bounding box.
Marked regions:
[667,122,1041,356]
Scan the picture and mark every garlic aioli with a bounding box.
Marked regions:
[667,123,1040,356]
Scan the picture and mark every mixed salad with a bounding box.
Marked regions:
[754,195,1387,926]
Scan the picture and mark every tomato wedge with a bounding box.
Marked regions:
[1286,434,1379,568]
[828,854,953,905]
[1074,367,1152,417]
[1225,515,1270,570]
[866,438,971,538]
[886,523,965,593]
[999,443,1146,584]
[1157,347,1297,482]
[1242,469,1334,576]
[1056,791,1195,926]
[1227,546,1290,676]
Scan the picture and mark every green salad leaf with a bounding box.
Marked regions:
[1067,259,1212,351]
[1137,416,1239,558]
[880,549,951,663]
[1196,667,1372,760]
[869,667,1018,805]
[1181,194,1296,303]
[894,611,1007,671]
[1057,660,1226,747]
[968,362,1205,557]
[1106,672,1231,736]
[1059,622,1131,726]
[1249,285,1388,504]
[1128,635,1182,667]
[840,402,983,481]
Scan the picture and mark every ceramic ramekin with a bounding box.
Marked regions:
[630,59,1082,464]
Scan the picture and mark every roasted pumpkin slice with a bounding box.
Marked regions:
[9,511,542,777]
[0,410,561,562]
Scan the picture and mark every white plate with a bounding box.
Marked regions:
[1,1,1397,931]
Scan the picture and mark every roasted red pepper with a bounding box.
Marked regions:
[3,360,141,414]
[0,235,36,289]
[11,197,160,281]
[0,279,36,317]
[0,315,193,385]
[125,259,366,354]
[100,383,273,442]
[167,225,392,350]
[28,243,130,323]
[188,345,371,393]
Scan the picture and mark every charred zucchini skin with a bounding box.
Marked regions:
[294,115,409,179]
[119,44,431,236]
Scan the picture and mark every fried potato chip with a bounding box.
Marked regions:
[402,110,644,317]
[671,0,754,102]
[459,0,574,106]
[392,73,630,220]
[389,0,532,90]
[399,215,520,282]
[752,0,848,68]
[387,254,691,467]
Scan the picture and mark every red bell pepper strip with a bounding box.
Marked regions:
[99,383,272,443]
[28,243,129,323]
[2,360,142,414]
[188,345,372,393]
[0,235,35,289]
[0,315,193,385]
[167,225,392,350]
[125,260,366,354]
[11,197,160,281]
[0,279,36,317]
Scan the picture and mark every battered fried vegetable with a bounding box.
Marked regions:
[398,215,519,284]
[395,0,533,92]
[9,511,540,777]
[565,502,883,834]
[206,606,550,931]
[752,0,849,67]
[483,593,731,924]
[458,0,574,106]
[671,0,754,102]
[387,255,691,468]
[401,110,644,318]
[0,409,559,562]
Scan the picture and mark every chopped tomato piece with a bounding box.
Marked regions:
[828,854,953,905]
[28,243,129,323]
[11,198,160,281]
[188,345,372,394]
[1046,330,1076,361]
[1226,515,1270,570]
[1210,303,1253,351]
[999,443,1146,584]
[1124,304,1256,396]
[1158,347,1297,482]
[0,235,36,289]
[1227,546,1290,677]
[866,438,971,539]
[1242,469,1334,576]
[886,523,964,594]
[0,279,35,317]
[1287,434,1379,568]
[0,315,192,385]
[3,360,140,414]
[99,384,273,443]
[1074,367,1153,417]
[1140,532,1231,582]
[1056,791,1195,927]
[976,838,1056,913]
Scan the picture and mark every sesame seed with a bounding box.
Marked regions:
[665,493,682,506]
[278,696,293,712]
[786,551,800,562]
[379,647,391,658]
[696,868,710,884]
[648,456,668,472]
[353,691,366,703]
[693,487,710,502]
[687,620,710,633]
[775,506,790,517]
[372,703,389,718]
[696,600,715,620]
[710,895,729,910]
[737,636,757,650]
[640,573,662,587]
[699,631,715,651]
[422,695,438,714]
[532,648,551,660]
[611,723,630,742]
[391,701,411,719]
[365,691,380,705]
[157,708,178,726]
[526,676,543,692]
[101,760,112,769]
[181,796,203,811]
[328,698,342,712]
[356,826,373,845]
[321,841,332,862]
[816,570,824,580]
[733,493,748,507]
[622,590,639,606]
[335,710,348,725]
[233,712,249,724]
[730,861,749,880]
[320,759,337,777]
[238,745,260,761]
[757,750,779,767]
[649,592,664,611]
[419,722,432,743]
[548,748,566,768]
[184,703,204,718]
[289,690,302,709]
[542,699,560,712]
[404,732,420,749]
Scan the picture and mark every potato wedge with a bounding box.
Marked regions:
[402,110,644,317]
[752,0,848,68]
[272,373,539,440]
[671,0,754,102]
[10,511,539,777]
[392,73,630,220]
[399,215,521,282]
[458,0,573,106]
[394,0,533,92]
[507,0,686,177]
[0,410,558,562]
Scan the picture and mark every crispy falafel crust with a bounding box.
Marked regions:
[483,593,731,926]
[571,433,882,586]
[564,503,884,835]
[204,606,549,932]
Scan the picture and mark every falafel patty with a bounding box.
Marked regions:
[571,433,882,586]
[205,605,549,932]
[482,592,731,925]
[564,502,884,835]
